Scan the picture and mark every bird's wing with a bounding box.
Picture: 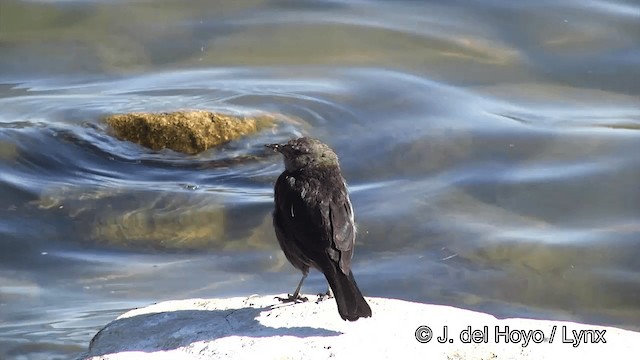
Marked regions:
[274,172,355,275]
[328,191,355,274]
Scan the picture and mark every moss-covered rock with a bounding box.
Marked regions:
[105,110,275,154]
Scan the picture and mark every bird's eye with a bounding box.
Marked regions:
[292,146,305,154]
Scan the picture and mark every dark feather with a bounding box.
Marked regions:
[272,164,371,321]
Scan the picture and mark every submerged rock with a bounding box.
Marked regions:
[37,187,227,250]
[35,186,282,251]
[89,193,226,250]
[81,295,639,360]
[105,110,276,154]
[0,140,18,161]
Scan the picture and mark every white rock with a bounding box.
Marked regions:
[81,295,639,360]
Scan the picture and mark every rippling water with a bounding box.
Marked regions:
[1,0,639,358]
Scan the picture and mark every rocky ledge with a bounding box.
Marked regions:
[81,295,639,360]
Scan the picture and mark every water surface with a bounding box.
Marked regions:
[1,0,639,359]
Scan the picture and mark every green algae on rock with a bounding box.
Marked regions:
[105,110,275,154]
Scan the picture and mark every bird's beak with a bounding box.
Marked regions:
[265,143,282,152]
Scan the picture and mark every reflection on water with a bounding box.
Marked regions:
[1,0,639,358]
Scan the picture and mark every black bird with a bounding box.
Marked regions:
[266,137,372,321]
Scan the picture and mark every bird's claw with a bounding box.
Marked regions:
[316,289,333,303]
[275,294,308,303]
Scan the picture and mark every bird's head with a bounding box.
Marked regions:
[266,137,339,172]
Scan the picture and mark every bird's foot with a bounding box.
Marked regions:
[275,293,308,303]
[316,289,333,303]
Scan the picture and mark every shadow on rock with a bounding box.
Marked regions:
[87,305,341,357]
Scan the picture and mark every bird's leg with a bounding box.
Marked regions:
[291,272,307,299]
[316,286,333,303]
[276,272,308,303]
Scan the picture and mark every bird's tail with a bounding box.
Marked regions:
[322,263,372,321]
